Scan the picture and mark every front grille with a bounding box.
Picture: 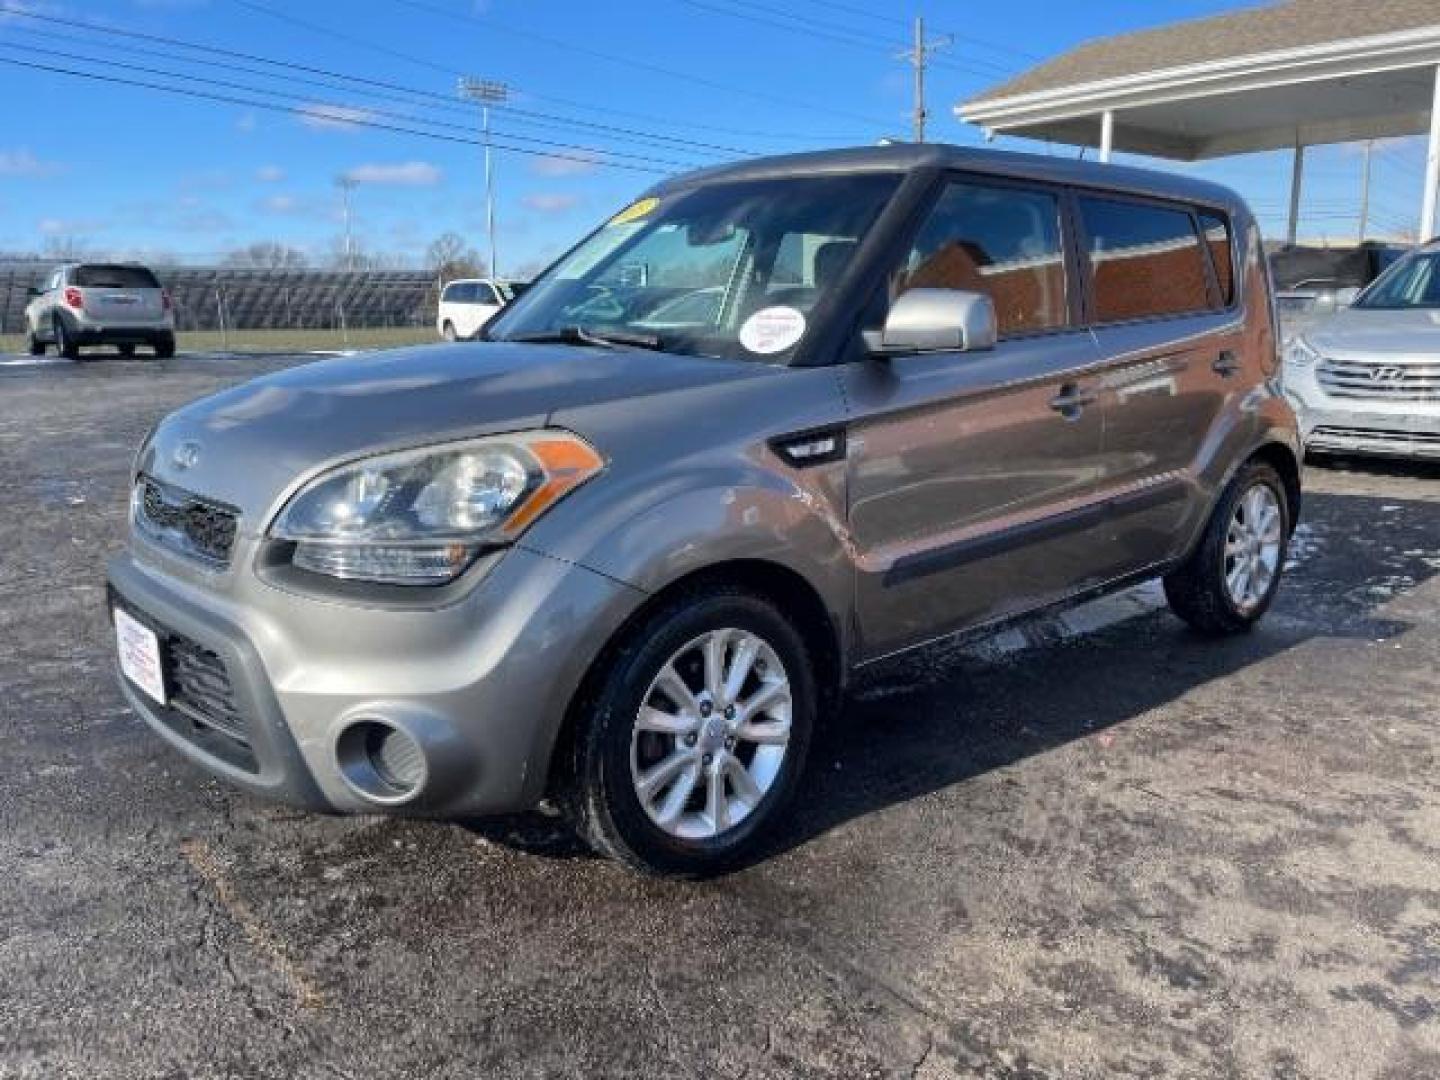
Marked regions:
[1310,426,1440,454]
[135,477,239,566]
[1316,356,1440,401]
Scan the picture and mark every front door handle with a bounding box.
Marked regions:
[1213,350,1241,377]
[1049,382,1097,420]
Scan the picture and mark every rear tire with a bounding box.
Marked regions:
[117,343,136,358]
[442,321,457,342]
[559,587,816,878]
[54,316,79,360]
[154,334,175,359]
[1164,460,1291,635]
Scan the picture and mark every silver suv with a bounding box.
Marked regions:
[108,146,1300,876]
[26,262,176,359]
[1284,240,1440,460]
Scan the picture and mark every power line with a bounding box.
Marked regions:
[788,0,1043,63]
[0,56,674,175]
[227,0,849,144]
[0,4,753,161]
[387,0,894,128]
[0,40,709,171]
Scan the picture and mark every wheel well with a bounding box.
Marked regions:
[544,559,844,799]
[1250,442,1303,529]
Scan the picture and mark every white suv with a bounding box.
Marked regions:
[26,263,176,359]
[437,278,513,341]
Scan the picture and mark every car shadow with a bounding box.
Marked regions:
[465,488,1440,870]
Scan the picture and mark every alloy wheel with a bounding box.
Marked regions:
[628,627,792,840]
[1223,482,1283,613]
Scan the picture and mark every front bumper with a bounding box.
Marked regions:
[1284,372,1440,461]
[106,542,644,817]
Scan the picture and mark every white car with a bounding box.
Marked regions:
[437,278,513,341]
[26,262,176,359]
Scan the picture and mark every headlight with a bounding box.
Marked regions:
[1283,336,1319,368]
[270,431,603,585]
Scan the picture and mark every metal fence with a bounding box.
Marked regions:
[0,262,437,339]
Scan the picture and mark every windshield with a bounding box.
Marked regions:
[1354,250,1440,310]
[486,173,902,361]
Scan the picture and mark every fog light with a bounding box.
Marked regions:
[335,719,427,804]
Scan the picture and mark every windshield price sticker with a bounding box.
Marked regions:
[609,197,660,226]
[739,306,806,355]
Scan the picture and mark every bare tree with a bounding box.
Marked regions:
[41,235,90,261]
[224,241,309,270]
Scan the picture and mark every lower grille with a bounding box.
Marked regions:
[135,477,239,566]
[115,600,257,773]
[1317,357,1440,401]
[1310,426,1440,456]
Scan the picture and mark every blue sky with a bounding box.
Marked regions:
[0,0,1431,274]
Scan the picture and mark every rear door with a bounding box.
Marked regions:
[75,264,164,325]
[1078,196,1240,575]
[843,175,1111,660]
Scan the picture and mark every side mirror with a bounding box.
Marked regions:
[25,287,39,298]
[865,288,997,356]
[1334,286,1361,308]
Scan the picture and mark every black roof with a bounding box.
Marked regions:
[653,143,1246,214]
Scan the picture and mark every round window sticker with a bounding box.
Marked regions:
[739,306,806,355]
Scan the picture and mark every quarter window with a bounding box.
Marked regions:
[1080,198,1211,322]
[894,181,1068,337]
[1198,212,1234,306]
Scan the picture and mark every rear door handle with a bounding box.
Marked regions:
[1213,350,1240,377]
[1049,382,1098,420]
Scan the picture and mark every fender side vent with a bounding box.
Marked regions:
[770,427,847,468]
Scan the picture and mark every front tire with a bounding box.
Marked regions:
[561,587,816,878]
[154,333,175,359]
[26,327,44,356]
[117,343,136,358]
[1164,460,1291,635]
[442,321,457,342]
[54,316,79,360]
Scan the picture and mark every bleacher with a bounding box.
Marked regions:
[0,262,435,334]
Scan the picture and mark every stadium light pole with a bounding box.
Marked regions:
[458,77,509,279]
[335,176,358,271]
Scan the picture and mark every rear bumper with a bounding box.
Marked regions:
[106,543,644,817]
[72,326,174,346]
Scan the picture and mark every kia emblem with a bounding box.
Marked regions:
[172,441,201,471]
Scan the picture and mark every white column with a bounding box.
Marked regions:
[1421,64,1440,240]
[1099,110,1114,163]
[1287,143,1305,246]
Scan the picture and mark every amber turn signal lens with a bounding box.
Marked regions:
[502,435,605,535]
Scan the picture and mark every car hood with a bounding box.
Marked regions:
[140,342,779,526]
[1306,307,1440,359]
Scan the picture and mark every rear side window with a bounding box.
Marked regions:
[1079,198,1210,322]
[895,181,1068,337]
[1198,212,1234,305]
[442,283,462,302]
[72,264,160,289]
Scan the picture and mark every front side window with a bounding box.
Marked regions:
[892,181,1068,337]
[1354,251,1440,310]
[1080,198,1211,322]
[487,173,902,362]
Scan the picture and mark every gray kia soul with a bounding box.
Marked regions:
[109,145,1300,876]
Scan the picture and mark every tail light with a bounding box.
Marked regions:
[63,287,84,310]
[161,289,173,312]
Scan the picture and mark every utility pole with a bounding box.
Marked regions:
[458,77,510,279]
[898,16,952,143]
[1358,139,1373,243]
[335,176,358,271]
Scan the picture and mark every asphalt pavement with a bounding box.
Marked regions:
[2,352,1438,1079]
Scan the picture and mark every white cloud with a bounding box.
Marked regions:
[258,194,300,215]
[531,153,600,177]
[298,104,374,131]
[38,216,107,236]
[236,111,257,134]
[343,161,443,186]
[0,148,63,178]
[255,164,285,183]
[522,193,580,213]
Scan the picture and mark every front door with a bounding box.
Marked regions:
[843,176,1112,660]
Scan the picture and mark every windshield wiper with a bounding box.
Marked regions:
[507,325,664,351]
